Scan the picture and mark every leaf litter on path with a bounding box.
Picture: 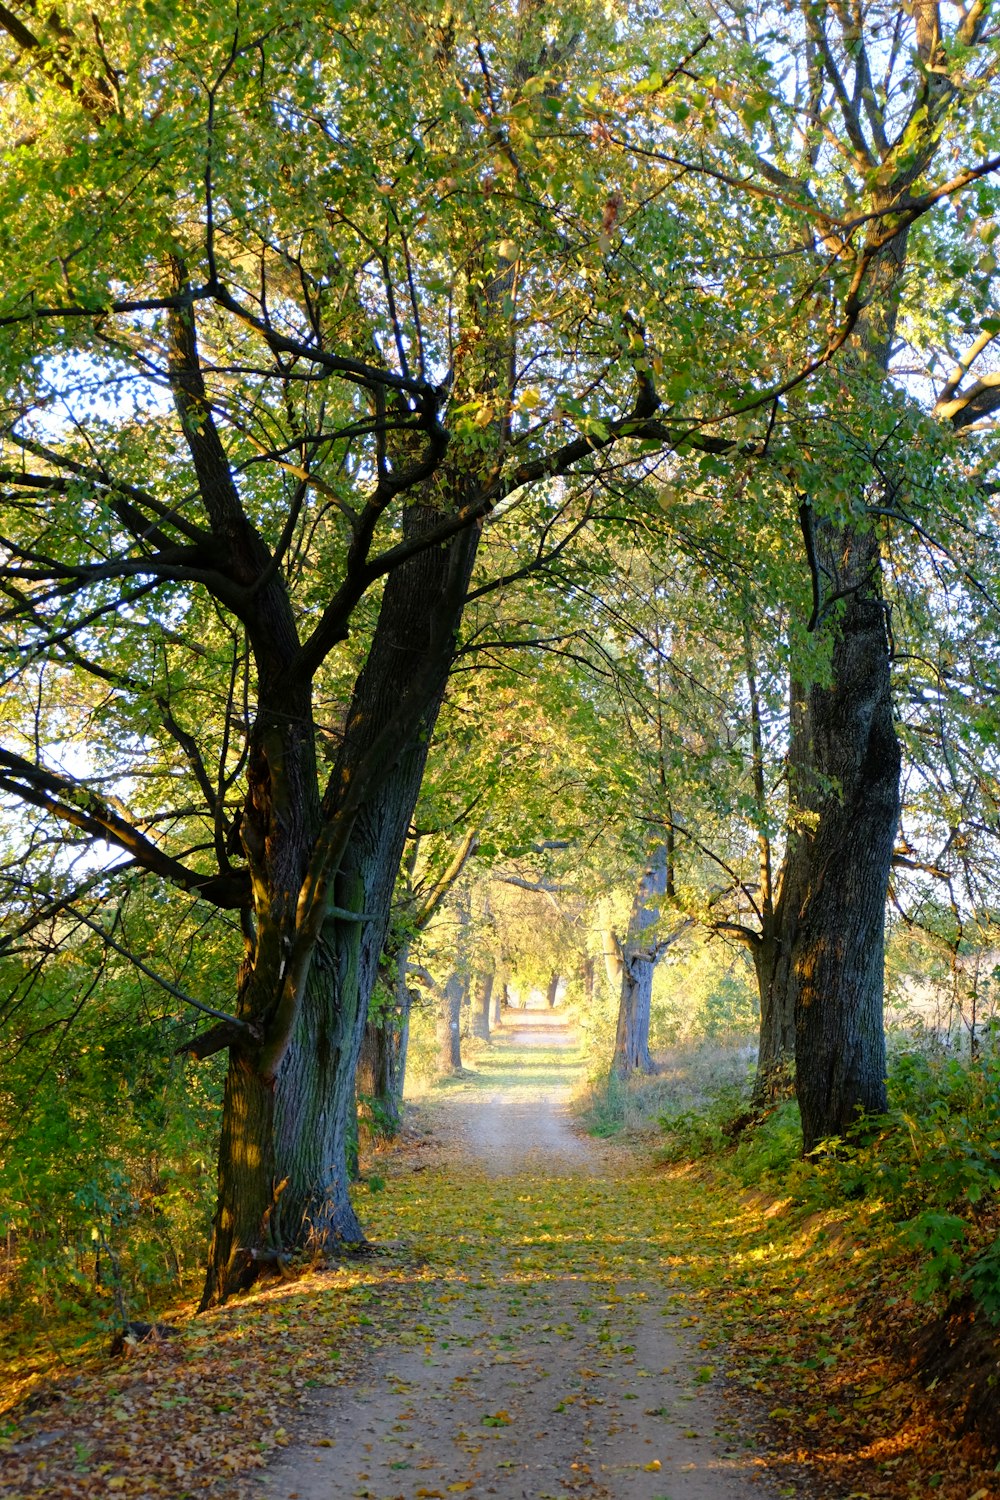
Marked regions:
[257,1013,785,1500]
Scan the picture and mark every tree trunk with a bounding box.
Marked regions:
[493,966,507,1026]
[750,924,797,1106]
[546,972,560,1009]
[356,941,413,1140]
[274,511,480,1249]
[200,495,481,1304]
[438,972,465,1072]
[273,900,367,1247]
[199,678,323,1309]
[199,1050,279,1306]
[472,969,493,1039]
[612,956,656,1074]
[778,173,908,1148]
[609,842,671,1077]
[789,538,900,1149]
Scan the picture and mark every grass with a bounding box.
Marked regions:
[576,1033,757,1139]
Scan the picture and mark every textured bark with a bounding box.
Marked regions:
[274,507,481,1248]
[791,537,900,1150]
[199,489,480,1304]
[756,3,948,1145]
[200,1050,278,1306]
[200,678,323,1307]
[778,166,909,1145]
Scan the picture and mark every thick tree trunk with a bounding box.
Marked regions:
[199,1050,279,1307]
[200,681,323,1309]
[472,969,493,1039]
[274,512,480,1248]
[763,156,911,1147]
[200,499,480,1304]
[789,543,900,1150]
[273,885,369,1250]
[546,972,560,1009]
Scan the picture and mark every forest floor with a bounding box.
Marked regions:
[2,1012,999,1499]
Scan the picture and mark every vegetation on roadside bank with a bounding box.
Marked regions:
[580,1031,1000,1482]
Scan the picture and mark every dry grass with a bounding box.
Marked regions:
[575,1033,757,1139]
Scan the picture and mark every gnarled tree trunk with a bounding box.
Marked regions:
[789,532,900,1149]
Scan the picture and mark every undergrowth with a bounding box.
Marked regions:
[599,1036,1000,1329]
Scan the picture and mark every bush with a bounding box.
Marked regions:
[1,1001,222,1340]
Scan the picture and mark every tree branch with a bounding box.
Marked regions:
[0,748,248,907]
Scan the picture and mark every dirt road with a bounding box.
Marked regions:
[258,1012,784,1500]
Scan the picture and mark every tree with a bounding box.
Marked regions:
[357,826,478,1137]
[649,0,999,1149]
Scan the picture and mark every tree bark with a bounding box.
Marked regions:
[778,165,910,1146]
[609,843,670,1077]
[200,492,480,1304]
[612,955,656,1075]
[790,532,900,1149]
[272,507,481,1254]
[546,972,560,1009]
[200,1050,279,1304]
[472,969,494,1039]
[437,972,466,1072]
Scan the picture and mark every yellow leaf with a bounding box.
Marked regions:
[643,1460,661,1472]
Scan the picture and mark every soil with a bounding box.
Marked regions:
[909,1293,1000,1449]
[257,1012,785,1500]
